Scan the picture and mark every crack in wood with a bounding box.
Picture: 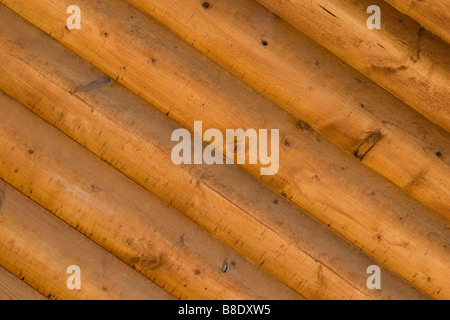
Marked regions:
[416,26,424,60]
[0,189,4,213]
[319,5,337,18]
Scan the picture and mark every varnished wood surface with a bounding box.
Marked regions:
[0,0,448,300]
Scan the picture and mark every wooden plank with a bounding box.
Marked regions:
[0,266,47,300]
[1,1,449,299]
[126,0,450,221]
[255,0,450,133]
[0,92,300,300]
[0,180,173,300]
[385,0,450,44]
[0,6,428,300]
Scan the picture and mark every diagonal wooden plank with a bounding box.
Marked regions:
[0,266,47,300]
[126,0,450,221]
[255,0,450,133]
[0,6,428,300]
[1,0,448,299]
[0,180,174,300]
[385,0,450,44]
[0,92,300,300]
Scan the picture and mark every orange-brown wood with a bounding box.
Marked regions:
[0,93,300,300]
[0,266,47,300]
[127,0,450,220]
[0,6,428,300]
[1,0,448,299]
[0,180,173,300]
[256,0,450,132]
[385,0,450,44]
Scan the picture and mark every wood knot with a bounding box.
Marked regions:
[142,255,163,270]
[353,131,382,160]
[132,254,163,271]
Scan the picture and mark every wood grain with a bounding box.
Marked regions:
[1,0,448,299]
[0,92,300,300]
[0,6,427,300]
[0,180,173,300]
[255,0,450,132]
[127,0,450,218]
[0,266,47,300]
[385,0,450,44]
